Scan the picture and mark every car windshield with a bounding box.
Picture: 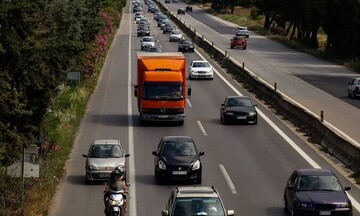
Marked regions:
[181,40,192,44]
[143,37,154,42]
[144,82,183,99]
[161,141,196,156]
[297,175,343,191]
[89,145,123,158]
[172,31,181,35]
[172,198,225,216]
[192,62,210,67]
[226,98,253,107]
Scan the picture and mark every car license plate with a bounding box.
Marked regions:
[158,115,169,118]
[237,116,246,119]
[172,171,187,175]
[319,211,331,216]
[99,173,110,178]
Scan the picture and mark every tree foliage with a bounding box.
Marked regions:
[0,0,106,166]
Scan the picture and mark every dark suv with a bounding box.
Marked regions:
[152,136,204,184]
[161,186,235,216]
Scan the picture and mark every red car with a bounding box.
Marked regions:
[230,36,247,49]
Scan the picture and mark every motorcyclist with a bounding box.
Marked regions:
[104,166,128,215]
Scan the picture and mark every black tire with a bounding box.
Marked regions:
[243,46,247,50]
[221,115,226,124]
[155,171,163,185]
[196,175,202,184]
[178,48,181,52]
[137,33,140,37]
[348,90,353,98]
[85,177,91,185]
[191,48,194,52]
[230,46,234,49]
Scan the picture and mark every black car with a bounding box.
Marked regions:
[163,23,174,34]
[186,6,193,12]
[220,96,257,124]
[137,26,150,37]
[177,8,185,15]
[152,136,204,184]
[284,169,352,216]
[178,39,194,52]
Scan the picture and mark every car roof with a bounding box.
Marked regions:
[93,139,121,145]
[226,96,250,100]
[161,136,193,142]
[192,60,208,63]
[297,168,334,176]
[175,186,219,198]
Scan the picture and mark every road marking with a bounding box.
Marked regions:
[196,120,207,136]
[128,9,137,216]
[186,98,192,107]
[194,49,360,213]
[219,164,237,194]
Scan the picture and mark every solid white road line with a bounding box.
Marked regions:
[194,49,360,212]
[219,164,238,194]
[196,120,208,136]
[128,10,137,216]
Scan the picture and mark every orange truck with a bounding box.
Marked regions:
[134,52,191,125]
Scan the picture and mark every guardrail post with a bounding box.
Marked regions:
[202,35,204,40]
[211,42,214,47]
[320,111,324,122]
[274,82,277,91]
[242,62,245,68]
[224,51,227,57]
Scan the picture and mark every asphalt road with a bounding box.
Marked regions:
[49,1,360,216]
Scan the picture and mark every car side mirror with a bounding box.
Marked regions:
[161,210,169,216]
[82,154,88,158]
[199,151,204,156]
[152,151,158,156]
[344,186,351,191]
[125,154,130,157]
[221,103,225,107]
[227,210,235,216]
[254,104,258,106]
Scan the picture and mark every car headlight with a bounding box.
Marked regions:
[296,202,314,209]
[158,160,167,170]
[189,46,194,48]
[336,203,351,208]
[248,111,256,116]
[88,165,97,170]
[192,160,201,170]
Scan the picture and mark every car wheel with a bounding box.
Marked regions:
[283,195,289,212]
[85,177,91,185]
[243,46,247,50]
[230,46,234,49]
[196,175,202,184]
[137,33,140,37]
[191,48,194,52]
[155,171,163,185]
[178,48,181,52]
[348,90,353,98]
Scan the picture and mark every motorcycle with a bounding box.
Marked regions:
[105,189,126,216]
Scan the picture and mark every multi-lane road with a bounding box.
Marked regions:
[49,1,360,216]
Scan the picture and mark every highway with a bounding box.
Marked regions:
[49,1,360,216]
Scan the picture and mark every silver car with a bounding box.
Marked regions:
[169,30,183,42]
[188,60,214,80]
[83,139,130,184]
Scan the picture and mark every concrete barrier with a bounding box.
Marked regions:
[155,1,360,171]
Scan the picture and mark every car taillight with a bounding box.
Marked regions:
[178,108,184,113]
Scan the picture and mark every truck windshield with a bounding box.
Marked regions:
[144,82,183,100]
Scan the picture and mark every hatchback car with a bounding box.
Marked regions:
[284,169,352,216]
[161,186,235,216]
[188,60,214,80]
[236,26,249,38]
[177,8,186,15]
[140,36,156,50]
[152,136,204,184]
[178,39,194,52]
[186,6,193,12]
[230,36,247,49]
[220,96,257,124]
[169,30,183,42]
[82,139,130,184]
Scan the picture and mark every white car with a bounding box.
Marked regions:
[140,36,156,50]
[188,60,214,80]
[236,26,249,38]
[169,30,183,42]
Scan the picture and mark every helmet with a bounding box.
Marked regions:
[115,165,125,175]
[110,170,121,181]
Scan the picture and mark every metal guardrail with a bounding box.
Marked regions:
[155,0,360,171]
